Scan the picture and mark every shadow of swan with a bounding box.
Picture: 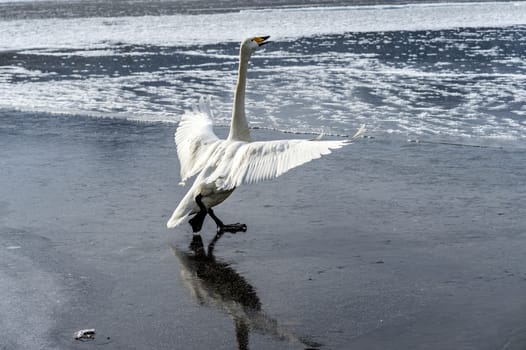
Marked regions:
[171,234,320,350]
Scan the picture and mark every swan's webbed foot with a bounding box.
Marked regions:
[219,223,247,234]
[208,208,247,234]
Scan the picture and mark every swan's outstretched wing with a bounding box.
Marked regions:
[175,97,220,185]
[211,126,365,190]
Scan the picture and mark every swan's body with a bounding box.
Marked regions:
[167,36,364,232]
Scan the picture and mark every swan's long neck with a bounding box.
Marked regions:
[228,51,252,142]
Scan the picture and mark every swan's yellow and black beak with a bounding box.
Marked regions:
[254,36,270,46]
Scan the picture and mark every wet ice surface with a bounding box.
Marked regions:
[2,1,526,349]
[1,2,526,144]
[1,112,525,349]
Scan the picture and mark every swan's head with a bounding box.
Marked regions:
[240,36,270,57]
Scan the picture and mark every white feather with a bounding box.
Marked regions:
[167,36,365,230]
[205,139,346,190]
[175,96,220,185]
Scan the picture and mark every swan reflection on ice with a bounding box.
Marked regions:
[171,234,320,349]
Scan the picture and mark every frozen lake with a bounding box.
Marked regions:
[1,1,526,349]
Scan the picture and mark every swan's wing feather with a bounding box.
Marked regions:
[212,125,365,190]
[175,97,220,184]
[212,138,345,190]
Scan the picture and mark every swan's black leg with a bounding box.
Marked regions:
[188,194,207,233]
[194,194,207,212]
[207,208,224,228]
[188,211,206,233]
[190,194,247,234]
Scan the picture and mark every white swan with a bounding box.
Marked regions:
[167,36,364,233]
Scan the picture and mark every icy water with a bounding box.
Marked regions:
[1,1,526,145]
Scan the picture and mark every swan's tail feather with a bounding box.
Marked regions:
[167,188,197,229]
[166,211,189,229]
